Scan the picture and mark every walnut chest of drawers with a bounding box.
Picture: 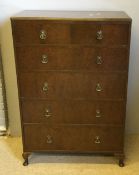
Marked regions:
[11,10,132,166]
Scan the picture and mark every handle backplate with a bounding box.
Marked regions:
[94,136,101,144]
[44,108,52,118]
[46,135,53,144]
[42,82,48,92]
[96,56,102,65]
[40,30,47,40]
[96,83,102,92]
[96,109,101,118]
[96,30,103,40]
[41,54,48,64]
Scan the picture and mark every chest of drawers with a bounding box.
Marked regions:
[11,11,132,166]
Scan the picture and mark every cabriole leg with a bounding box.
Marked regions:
[119,158,124,167]
[115,153,125,167]
[22,152,31,166]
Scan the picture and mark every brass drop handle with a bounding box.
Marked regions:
[40,30,47,40]
[41,54,48,64]
[44,108,52,118]
[46,135,53,144]
[42,82,48,92]
[96,83,102,92]
[96,30,103,40]
[94,136,101,144]
[96,56,102,65]
[96,109,101,118]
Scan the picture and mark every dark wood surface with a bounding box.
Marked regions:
[21,100,126,124]
[11,10,131,21]
[11,11,131,166]
[19,72,127,99]
[16,46,128,71]
[23,124,123,152]
[12,20,129,45]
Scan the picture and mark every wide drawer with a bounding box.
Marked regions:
[23,124,123,152]
[12,20,129,45]
[16,46,128,71]
[21,100,126,125]
[19,72,127,99]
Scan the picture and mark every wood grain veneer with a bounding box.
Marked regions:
[11,11,132,167]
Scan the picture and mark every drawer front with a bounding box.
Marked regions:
[21,100,126,125]
[12,20,129,45]
[71,23,129,45]
[12,20,70,45]
[16,46,128,71]
[23,124,123,152]
[19,72,127,99]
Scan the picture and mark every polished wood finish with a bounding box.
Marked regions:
[12,20,129,45]
[11,10,131,21]
[19,72,127,99]
[11,11,131,166]
[21,100,126,125]
[23,125,123,152]
[16,46,128,71]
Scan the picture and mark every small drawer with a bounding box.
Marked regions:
[16,46,128,71]
[21,100,126,125]
[19,72,127,99]
[71,23,129,45]
[12,20,70,44]
[23,124,123,152]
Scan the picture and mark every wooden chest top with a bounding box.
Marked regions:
[11,10,131,21]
